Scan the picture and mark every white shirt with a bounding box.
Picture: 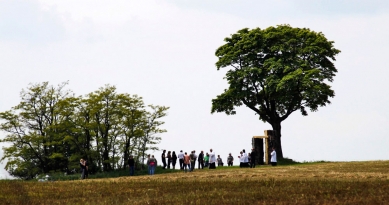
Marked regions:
[242,152,248,163]
[209,151,216,163]
[271,150,277,162]
[178,152,184,159]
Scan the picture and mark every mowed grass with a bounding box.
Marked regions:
[1,161,389,204]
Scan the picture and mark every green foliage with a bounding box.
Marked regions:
[212,25,340,158]
[0,82,169,179]
[213,24,340,119]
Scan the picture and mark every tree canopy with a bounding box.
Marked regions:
[211,25,340,158]
[0,82,169,179]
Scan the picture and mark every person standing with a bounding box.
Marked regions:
[242,149,249,167]
[172,151,178,170]
[183,152,190,173]
[217,155,223,167]
[270,148,277,166]
[227,153,234,166]
[152,155,158,175]
[209,149,216,169]
[146,155,151,175]
[198,150,204,169]
[79,159,86,179]
[161,150,167,169]
[178,150,184,170]
[147,155,157,175]
[167,151,172,169]
[204,153,209,167]
[190,150,197,172]
[250,148,257,168]
[128,155,135,176]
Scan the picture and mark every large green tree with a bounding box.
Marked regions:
[211,25,340,159]
[86,85,121,172]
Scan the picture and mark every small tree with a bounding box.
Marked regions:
[117,93,145,169]
[138,105,169,168]
[211,25,340,159]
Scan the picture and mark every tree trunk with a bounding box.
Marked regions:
[123,140,130,168]
[102,144,111,171]
[271,121,283,159]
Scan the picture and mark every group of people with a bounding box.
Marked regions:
[79,148,277,178]
[158,147,279,172]
[158,149,219,172]
[237,149,255,168]
[122,147,277,177]
[237,148,278,168]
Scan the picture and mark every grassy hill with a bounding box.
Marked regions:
[1,161,389,204]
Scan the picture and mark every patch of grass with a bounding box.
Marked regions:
[34,158,326,181]
[38,166,183,181]
[2,161,389,204]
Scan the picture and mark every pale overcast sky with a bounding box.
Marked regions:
[1,0,389,178]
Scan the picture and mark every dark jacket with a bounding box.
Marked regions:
[198,153,204,161]
[172,153,177,162]
[250,151,257,162]
[128,158,135,166]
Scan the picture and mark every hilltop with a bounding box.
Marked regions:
[1,161,389,204]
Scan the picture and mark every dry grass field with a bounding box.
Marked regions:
[1,161,389,204]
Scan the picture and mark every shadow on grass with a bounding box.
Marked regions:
[278,157,301,165]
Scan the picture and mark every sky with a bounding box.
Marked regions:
[1,0,389,178]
